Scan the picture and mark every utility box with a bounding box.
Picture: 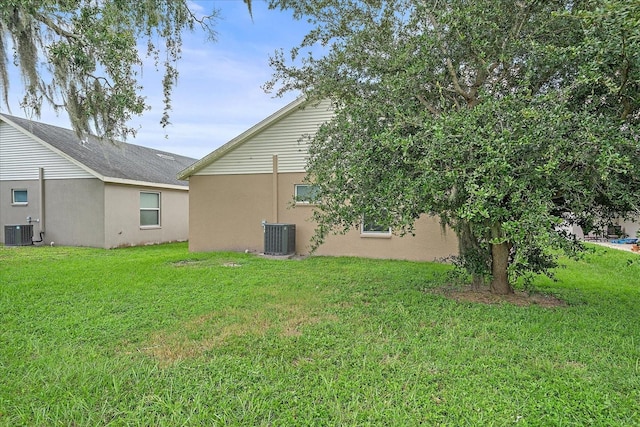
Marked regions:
[4,224,34,246]
[264,223,296,255]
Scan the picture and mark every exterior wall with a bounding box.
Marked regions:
[104,184,189,248]
[1,178,189,248]
[318,217,456,261]
[1,120,100,246]
[189,172,458,261]
[0,179,44,243]
[44,178,106,247]
[188,174,273,252]
[277,174,457,261]
[618,219,639,239]
[0,177,105,247]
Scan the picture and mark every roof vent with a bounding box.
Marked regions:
[156,153,175,160]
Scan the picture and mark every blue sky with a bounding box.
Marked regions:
[2,1,315,159]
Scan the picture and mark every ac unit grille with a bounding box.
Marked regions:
[4,224,34,246]
[264,223,296,255]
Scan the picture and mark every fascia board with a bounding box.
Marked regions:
[103,177,189,191]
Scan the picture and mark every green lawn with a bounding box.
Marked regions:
[0,243,638,426]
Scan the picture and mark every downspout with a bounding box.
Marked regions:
[37,167,45,242]
[272,155,279,223]
[27,168,45,243]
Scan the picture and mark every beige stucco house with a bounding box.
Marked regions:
[178,98,458,261]
[1,114,195,248]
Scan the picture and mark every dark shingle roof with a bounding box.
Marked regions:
[1,114,196,187]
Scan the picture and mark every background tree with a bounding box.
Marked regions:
[0,0,251,140]
[266,0,640,294]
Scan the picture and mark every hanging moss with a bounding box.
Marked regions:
[0,1,251,140]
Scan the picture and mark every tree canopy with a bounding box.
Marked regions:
[0,0,251,140]
[267,0,640,293]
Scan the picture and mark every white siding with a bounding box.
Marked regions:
[199,100,334,175]
[0,122,94,180]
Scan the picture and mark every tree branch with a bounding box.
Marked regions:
[33,13,81,41]
[416,93,439,116]
[425,12,472,105]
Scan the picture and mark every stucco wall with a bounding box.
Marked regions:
[0,179,44,243]
[104,184,189,248]
[0,178,105,247]
[618,219,640,239]
[2,179,189,248]
[188,172,458,261]
[188,174,273,252]
[44,178,106,247]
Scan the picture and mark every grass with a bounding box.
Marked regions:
[0,242,638,426]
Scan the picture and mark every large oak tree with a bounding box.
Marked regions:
[267,0,640,294]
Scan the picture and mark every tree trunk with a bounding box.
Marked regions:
[490,241,512,294]
[471,274,484,290]
[490,224,513,295]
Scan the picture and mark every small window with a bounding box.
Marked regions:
[140,192,160,227]
[361,214,392,236]
[295,184,320,204]
[12,189,28,205]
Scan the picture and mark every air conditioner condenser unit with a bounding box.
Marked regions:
[4,224,34,246]
[264,223,296,255]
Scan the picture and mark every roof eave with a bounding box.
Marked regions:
[103,177,189,190]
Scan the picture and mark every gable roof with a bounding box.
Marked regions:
[177,96,309,180]
[0,114,196,189]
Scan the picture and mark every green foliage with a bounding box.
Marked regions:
[0,1,243,140]
[569,0,640,121]
[267,0,640,291]
[0,243,639,425]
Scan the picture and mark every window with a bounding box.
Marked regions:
[140,192,160,227]
[294,184,320,204]
[12,189,28,205]
[361,214,392,236]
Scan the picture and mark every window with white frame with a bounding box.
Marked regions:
[361,213,392,236]
[140,192,160,227]
[294,184,320,204]
[11,189,28,205]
